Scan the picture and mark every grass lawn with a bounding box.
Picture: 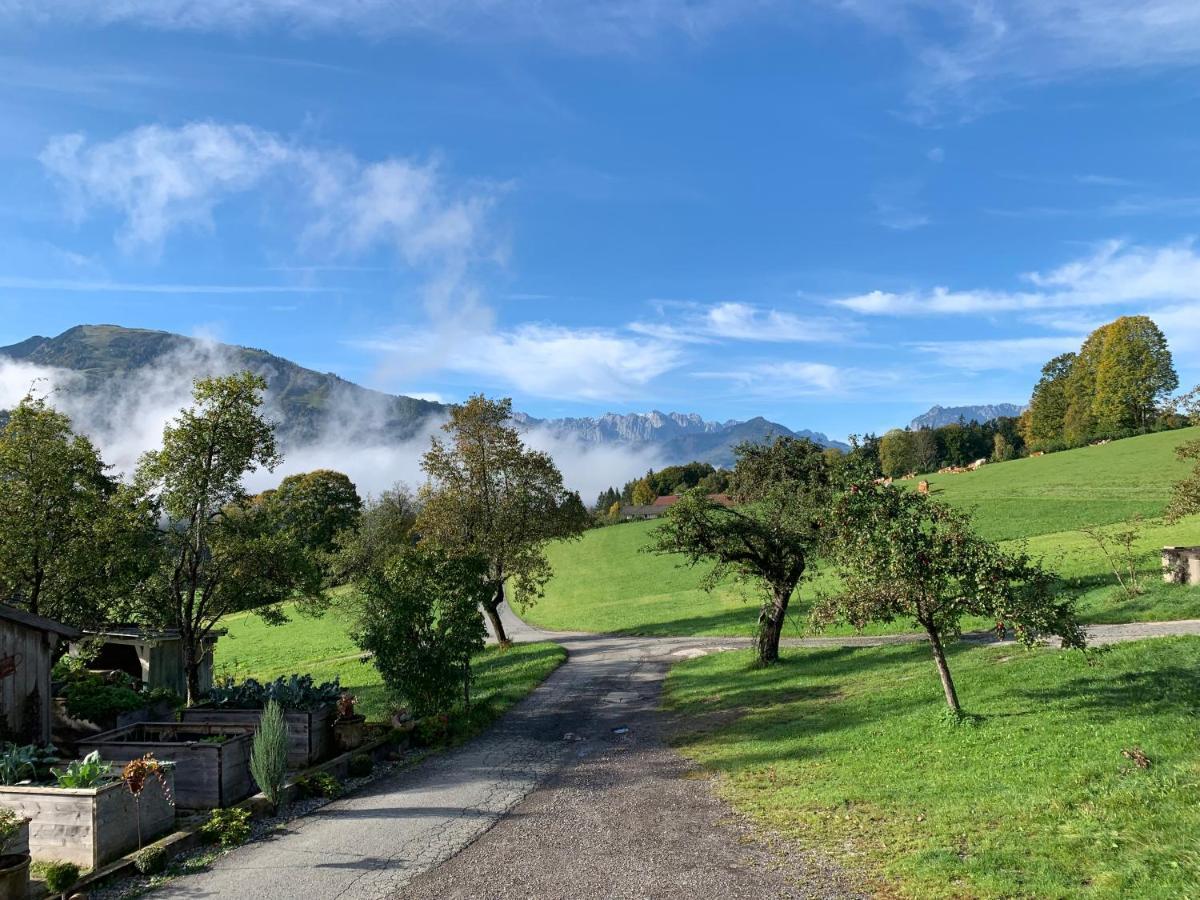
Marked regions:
[214,600,565,725]
[664,637,1200,899]
[523,428,1200,638]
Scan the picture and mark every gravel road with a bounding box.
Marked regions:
[148,609,1200,899]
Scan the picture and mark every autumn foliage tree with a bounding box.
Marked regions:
[820,474,1084,713]
[648,437,831,665]
[417,396,588,645]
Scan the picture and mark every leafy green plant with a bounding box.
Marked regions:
[200,735,228,744]
[348,753,373,778]
[132,845,168,875]
[294,771,341,800]
[40,859,81,893]
[248,700,288,811]
[207,674,341,711]
[199,807,252,849]
[52,750,112,788]
[0,742,57,785]
[415,714,450,747]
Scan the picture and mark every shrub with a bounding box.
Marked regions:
[294,771,341,800]
[199,807,252,849]
[41,860,81,893]
[207,674,341,711]
[348,753,373,778]
[62,675,145,723]
[415,714,450,747]
[52,750,112,788]
[132,845,169,875]
[248,700,288,811]
[0,807,21,846]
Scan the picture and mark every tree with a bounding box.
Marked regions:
[135,373,323,704]
[630,478,656,506]
[351,549,489,717]
[260,470,362,564]
[332,484,419,581]
[1027,353,1076,448]
[1091,315,1177,434]
[1166,386,1200,521]
[820,477,1084,713]
[0,392,155,626]
[879,429,916,478]
[648,437,831,666]
[417,396,589,645]
[912,428,939,474]
[992,432,1015,462]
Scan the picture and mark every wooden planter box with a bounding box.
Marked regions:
[0,773,174,869]
[180,704,334,768]
[78,722,254,810]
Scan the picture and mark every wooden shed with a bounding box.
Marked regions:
[70,627,224,698]
[0,604,82,744]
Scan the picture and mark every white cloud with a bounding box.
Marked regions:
[835,240,1200,316]
[39,122,495,316]
[360,323,684,402]
[694,360,899,398]
[630,301,849,345]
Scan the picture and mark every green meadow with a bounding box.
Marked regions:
[213,600,565,725]
[664,637,1200,898]
[523,428,1200,637]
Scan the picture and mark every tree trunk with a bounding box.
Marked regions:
[183,640,201,707]
[756,585,791,666]
[925,624,961,713]
[485,582,510,647]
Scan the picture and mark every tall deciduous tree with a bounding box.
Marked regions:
[648,437,831,666]
[0,392,155,626]
[259,469,362,580]
[332,484,420,581]
[417,395,588,645]
[1091,315,1177,434]
[135,373,322,704]
[1026,353,1076,448]
[820,476,1084,713]
[879,429,916,477]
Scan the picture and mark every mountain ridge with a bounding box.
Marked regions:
[909,403,1025,430]
[0,324,847,468]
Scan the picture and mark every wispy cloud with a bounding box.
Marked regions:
[356,323,683,402]
[908,335,1081,372]
[694,360,902,398]
[3,0,776,51]
[835,240,1200,316]
[630,301,849,344]
[0,276,333,294]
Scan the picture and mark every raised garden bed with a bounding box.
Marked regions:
[0,772,175,869]
[180,704,334,768]
[78,723,253,811]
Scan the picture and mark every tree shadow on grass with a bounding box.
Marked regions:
[1014,663,1200,724]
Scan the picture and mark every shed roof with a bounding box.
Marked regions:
[0,603,83,639]
[83,625,227,642]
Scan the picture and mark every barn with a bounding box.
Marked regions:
[0,604,82,745]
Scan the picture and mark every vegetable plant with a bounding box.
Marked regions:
[0,743,57,785]
[52,751,112,788]
[0,807,22,847]
[207,674,341,711]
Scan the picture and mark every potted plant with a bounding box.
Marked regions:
[0,807,31,899]
[332,691,365,752]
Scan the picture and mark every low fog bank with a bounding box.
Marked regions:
[0,350,661,503]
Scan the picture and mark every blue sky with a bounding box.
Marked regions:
[2,1,1199,441]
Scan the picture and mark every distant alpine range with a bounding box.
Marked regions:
[0,325,848,467]
[908,403,1025,430]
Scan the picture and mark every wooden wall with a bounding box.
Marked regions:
[0,618,54,744]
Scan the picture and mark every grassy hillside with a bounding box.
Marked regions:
[913,426,1198,541]
[664,637,1200,898]
[213,601,565,723]
[524,428,1200,636]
